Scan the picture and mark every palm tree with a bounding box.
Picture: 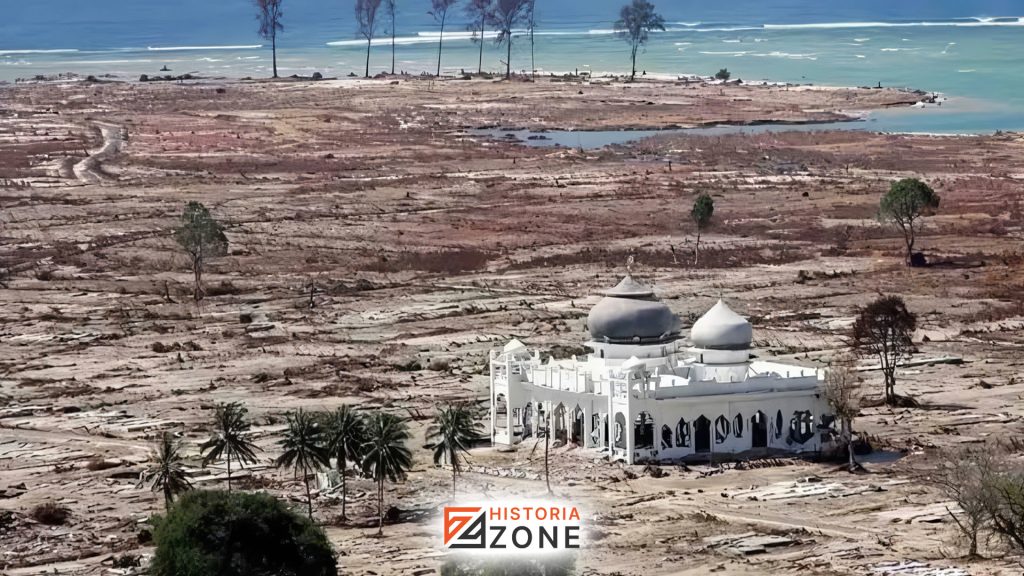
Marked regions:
[140,432,192,510]
[426,403,482,496]
[276,409,331,519]
[322,405,366,522]
[199,402,261,491]
[362,411,413,535]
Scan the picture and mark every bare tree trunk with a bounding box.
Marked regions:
[193,257,202,301]
[451,464,456,497]
[436,12,446,77]
[365,38,372,78]
[390,16,396,74]
[164,486,172,510]
[630,44,638,81]
[272,33,278,78]
[844,418,855,471]
[304,471,314,519]
[477,23,484,74]
[545,413,551,494]
[506,38,512,79]
[694,230,701,265]
[226,449,232,491]
[377,477,384,535]
[340,459,348,521]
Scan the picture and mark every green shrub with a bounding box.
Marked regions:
[150,490,336,576]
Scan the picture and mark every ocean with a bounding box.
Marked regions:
[3,0,1023,133]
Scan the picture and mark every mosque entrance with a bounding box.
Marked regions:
[553,403,567,444]
[571,406,584,444]
[522,403,534,439]
[751,411,768,448]
[695,415,711,453]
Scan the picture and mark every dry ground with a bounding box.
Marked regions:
[1,76,1024,575]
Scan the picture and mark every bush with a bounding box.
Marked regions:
[31,502,70,525]
[715,68,731,81]
[151,490,336,576]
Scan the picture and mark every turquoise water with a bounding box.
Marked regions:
[3,1,1023,133]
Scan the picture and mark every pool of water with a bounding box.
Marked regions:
[472,99,995,149]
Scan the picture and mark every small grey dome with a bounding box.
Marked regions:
[587,276,681,344]
[690,300,752,350]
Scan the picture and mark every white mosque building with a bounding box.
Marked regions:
[489,276,833,464]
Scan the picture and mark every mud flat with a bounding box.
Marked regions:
[1,76,1024,575]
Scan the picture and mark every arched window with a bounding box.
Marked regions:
[661,425,673,449]
[675,418,690,448]
[733,413,744,438]
[788,410,815,444]
[714,415,730,444]
[775,410,784,439]
[751,411,768,448]
[495,394,507,429]
[694,416,711,453]
[614,413,627,449]
[634,412,654,449]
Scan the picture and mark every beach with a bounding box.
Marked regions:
[3,74,1024,574]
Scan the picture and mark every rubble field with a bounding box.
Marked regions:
[1,76,1023,575]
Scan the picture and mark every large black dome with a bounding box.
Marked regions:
[586,276,682,344]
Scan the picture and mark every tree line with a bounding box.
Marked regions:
[143,401,481,526]
[253,0,667,80]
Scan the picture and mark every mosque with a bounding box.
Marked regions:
[488,276,833,464]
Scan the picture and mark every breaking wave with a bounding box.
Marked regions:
[0,49,79,55]
[146,45,263,52]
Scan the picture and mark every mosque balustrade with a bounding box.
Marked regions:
[526,366,594,394]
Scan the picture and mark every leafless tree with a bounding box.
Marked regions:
[385,0,397,74]
[486,0,531,79]
[527,0,536,78]
[824,356,862,472]
[254,0,284,78]
[430,0,459,77]
[931,446,1001,558]
[355,0,383,78]
[464,0,492,74]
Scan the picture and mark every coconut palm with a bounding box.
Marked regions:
[199,402,261,491]
[426,403,482,496]
[276,409,331,519]
[140,432,192,510]
[322,405,366,522]
[362,411,413,535]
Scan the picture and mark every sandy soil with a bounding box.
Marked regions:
[1,76,1023,576]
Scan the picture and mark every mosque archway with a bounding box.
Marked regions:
[522,403,533,439]
[714,415,730,444]
[675,418,691,448]
[571,405,584,444]
[695,415,711,453]
[634,412,654,450]
[733,413,744,438]
[788,410,815,444]
[751,411,768,448]
[661,424,672,450]
[613,413,627,449]
[495,394,507,429]
[553,403,568,443]
[590,413,603,446]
